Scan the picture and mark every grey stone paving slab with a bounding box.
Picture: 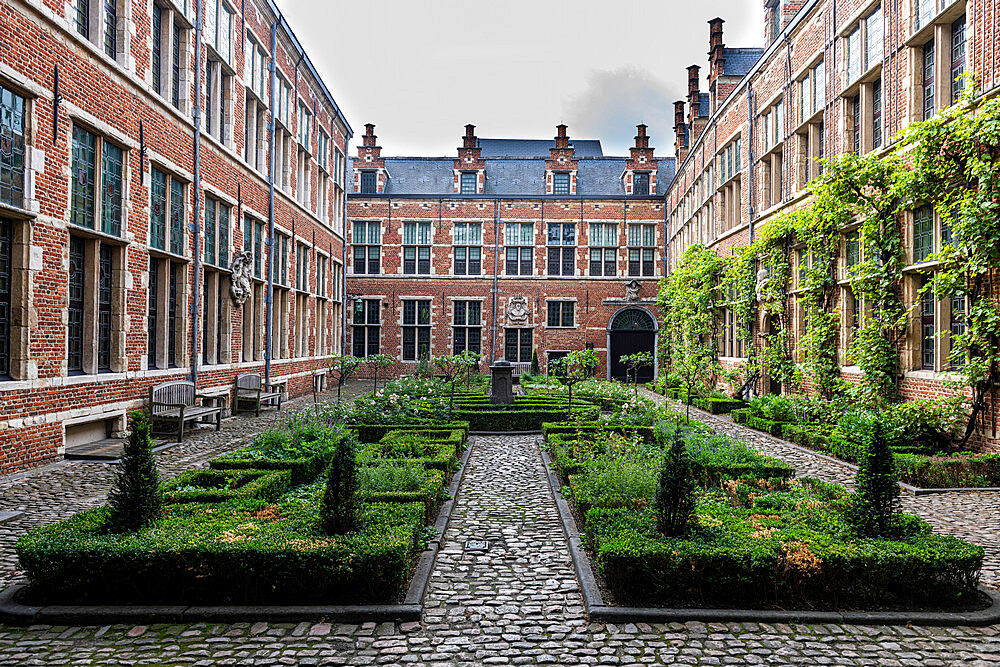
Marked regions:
[0,392,998,664]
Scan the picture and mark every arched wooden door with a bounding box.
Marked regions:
[608,309,656,382]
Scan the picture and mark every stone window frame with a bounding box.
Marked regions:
[204,56,234,147]
[588,222,617,277]
[451,299,482,355]
[906,2,966,126]
[0,216,32,382]
[66,232,127,376]
[72,0,130,68]
[546,222,576,277]
[503,327,533,364]
[626,223,656,278]
[70,123,126,238]
[552,172,571,196]
[504,221,534,276]
[460,171,477,195]
[241,213,266,362]
[545,299,576,329]
[147,255,188,370]
[151,1,191,113]
[296,147,312,208]
[715,135,743,233]
[352,219,381,275]
[402,221,432,276]
[149,164,188,257]
[200,192,233,367]
[244,97,267,173]
[401,298,432,362]
[452,221,482,276]
[352,298,381,358]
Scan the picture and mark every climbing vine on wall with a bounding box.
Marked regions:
[659,79,1000,443]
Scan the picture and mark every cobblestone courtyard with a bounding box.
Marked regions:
[0,391,998,665]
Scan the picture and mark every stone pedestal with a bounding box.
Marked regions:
[489,361,515,405]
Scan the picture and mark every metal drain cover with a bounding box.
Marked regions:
[465,539,490,552]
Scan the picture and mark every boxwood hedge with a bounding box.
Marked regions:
[161,469,293,504]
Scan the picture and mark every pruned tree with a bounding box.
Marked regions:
[552,349,598,413]
[620,351,655,399]
[329,353,362,405]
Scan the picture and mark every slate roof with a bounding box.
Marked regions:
[477,138,605,158]
[722,48,765,77]
[374,154,676,197]
[698,93,710,118]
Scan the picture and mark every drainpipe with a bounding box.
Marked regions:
[341,158,348,356]
[265,21,277,384]
[490,198,500,363]
[190,0,203,387]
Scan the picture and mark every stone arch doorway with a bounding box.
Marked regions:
[607,307,657,382]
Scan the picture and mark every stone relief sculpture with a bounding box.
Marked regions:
[229,250,253,305]
[506,295,530,325]
[754,267,770,303]
[625,279,641,302]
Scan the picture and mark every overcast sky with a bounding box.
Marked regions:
[278,0,764,158]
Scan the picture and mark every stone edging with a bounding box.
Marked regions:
[0,443,474,626]
[538,447,1000,626]
[653,392,1000,496]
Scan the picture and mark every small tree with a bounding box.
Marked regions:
[620,351,655,400]
[529,348,541,376]
[849,420,900,537]
[330,353,361,405]
[320,434,358,534]
[106,410,161,533]
[434,354,461,417]
[457,350,482,388]
[362,353,396,394]
[653,430,696,536]
[553,349,598,413]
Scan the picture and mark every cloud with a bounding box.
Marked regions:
[562,66,682,156]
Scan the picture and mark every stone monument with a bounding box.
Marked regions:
[489,360,515,405]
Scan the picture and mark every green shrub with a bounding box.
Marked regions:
[895,452,1000,488]
[16,500,424,605]
[654,430,696,536]
[359,464,446,519]
[530,348,541,376]
[358,435,458,472]
[321,434,359,534]
[105,411,161,533]
[351,422,469,446]
[849,420,901,537]
[161,469,292,504]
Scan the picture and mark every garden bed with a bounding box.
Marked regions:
[540,418,994,622]
[5,418,474,624]
[540,448,999,624]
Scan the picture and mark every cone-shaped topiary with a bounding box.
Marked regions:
[653,429,696,536]
[530,348,541,376]
[849,419,900,537]
[106,410,161,533]
[320,434,358,534]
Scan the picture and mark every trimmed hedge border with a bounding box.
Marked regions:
[350,423,470,447]
[0,443,474,626]
[161,469,293,504]
[539,448,1000,626]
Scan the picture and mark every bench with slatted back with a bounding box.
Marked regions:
[149,380,223,442]
[234,373,283,416]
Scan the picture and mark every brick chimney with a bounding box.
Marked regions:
[708,18,726,113]
[686,65,708,146]
[353,122,385,193]
[626,124,657,195]
[547,124,577,194]
[673,100,689,163]
[455,123,485,194]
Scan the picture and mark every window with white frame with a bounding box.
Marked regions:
[627,224,656,277]
[588,223,617,276]
[74,0,126,62]
[353,220,380,274]
[453,222,482,275]
[505,222,533,275]
[205,57,232,145]
[352,298,380,357]
[547,223,575,276]
[402,221,432,274]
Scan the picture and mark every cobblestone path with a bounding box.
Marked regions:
[2,431,1000,664]
[640,389,1000,588]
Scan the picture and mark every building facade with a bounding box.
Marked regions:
[346,124,674,382]
[0,0,351,473]
[665,0,999,449]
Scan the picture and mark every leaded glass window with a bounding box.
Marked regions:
[67,237,85,373]
[101,142,123,236]
[0,220,11,378]
[71,126,97,229]
[97,244,112,371]
[913,206,934,263]
[453,301,481,354]
[402,300,431,361]
[0,84,26,209]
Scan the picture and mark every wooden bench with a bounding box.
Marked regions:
[234,373,283,416]
[149,380,223,442]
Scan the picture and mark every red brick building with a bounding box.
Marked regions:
[347,123,674,382]
[665,0,1000,449]
[0,0,351,473]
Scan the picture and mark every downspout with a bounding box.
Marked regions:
[490,198,500,363]
[190,0,203,386]
[265,21,277,384]
[341,155,348,356]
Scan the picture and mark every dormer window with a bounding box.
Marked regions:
[460,172,477,195]
[553,172,570,195]
[633,172,650,196]
[360,171,377,194]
